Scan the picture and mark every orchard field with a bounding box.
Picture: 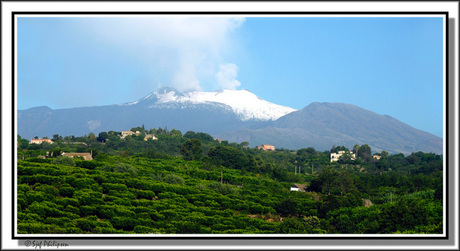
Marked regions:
[16,128,443,234]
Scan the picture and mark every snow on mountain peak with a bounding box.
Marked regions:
[149,88,296,121]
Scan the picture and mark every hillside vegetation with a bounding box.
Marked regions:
[17,127,443,234]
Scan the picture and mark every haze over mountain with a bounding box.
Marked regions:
[17,88,443,155]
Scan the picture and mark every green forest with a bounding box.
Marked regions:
[16,127,443,234]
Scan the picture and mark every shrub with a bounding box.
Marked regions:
[17,222,64,234]
[67,177,96,190]
[79,205,97,217]
[134,225,155,233]
[34,184,59,197]
[44,217,74,228]
[97,163,137,176]
[276,198,298,217]
[102,183,128,193]
[163,174,185,185]
[28,201,63,218]
[207,182,238,195]
[55,197,79,207]
[51,156,75,167]
[59,186,75,197]
[136,190,156,200]
[93,226,121,234]
[17,184,31,193]
[75,160,102,170]
[25,191,48,204]
[111,216,136,231]
[17,212,42,223]
[75,218,96,232]
[64,205,80,215]
[108,190,136,200]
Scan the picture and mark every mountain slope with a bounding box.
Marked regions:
[17,89,442,154]
[218,102,443,154]
[17,88,292,140]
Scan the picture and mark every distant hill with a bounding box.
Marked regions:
[218,102,443,154]
[17,88,443,154]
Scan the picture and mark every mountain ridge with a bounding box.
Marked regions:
[218,102,442,154]
[17,88,442,154]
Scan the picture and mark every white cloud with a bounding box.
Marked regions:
[85,16,245,92]
[215,63,241,90]
[172,63,201,91]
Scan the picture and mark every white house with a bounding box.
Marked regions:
[290,184,308,192]
[330,150,356,162]
[120,130,140,139]
[256,144,275,151]
[144,134,158,141]
[30,138,53,144]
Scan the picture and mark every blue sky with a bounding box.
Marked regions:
[17,16,444,137]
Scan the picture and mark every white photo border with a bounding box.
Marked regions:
[2,1,458,250]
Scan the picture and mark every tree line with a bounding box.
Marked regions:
[17,126,443,234]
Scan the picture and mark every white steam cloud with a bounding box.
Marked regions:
[215,63,241,90]
[85,16,245,93]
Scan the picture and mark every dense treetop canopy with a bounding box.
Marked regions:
[17,128,443,234]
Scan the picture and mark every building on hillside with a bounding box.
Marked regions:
[290,184,308,192]
[30,138,53,144]
[61,152,93,161]
[256,144,275,151]
[373,154,381,160]
[330,150,356,162]
[121,130,140,139]
[144,134,158,141]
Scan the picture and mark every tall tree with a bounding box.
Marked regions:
[180,139,203,161]
[88,133,96,145]
[353,144,360,154]
[336,171,355,196]
[52,134,62,141]
[97,132,109,143]
[358,144,372,162]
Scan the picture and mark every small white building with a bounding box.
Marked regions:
[120,130,140,139]
[256,144,275,151]
[30,138,53,144]
[330,150,356,162]
[144,134,158,141]
[290,184,308,192]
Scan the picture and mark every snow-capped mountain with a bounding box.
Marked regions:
[17,87,442,154]
[123,87,296,121]
[19,87,293,139]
